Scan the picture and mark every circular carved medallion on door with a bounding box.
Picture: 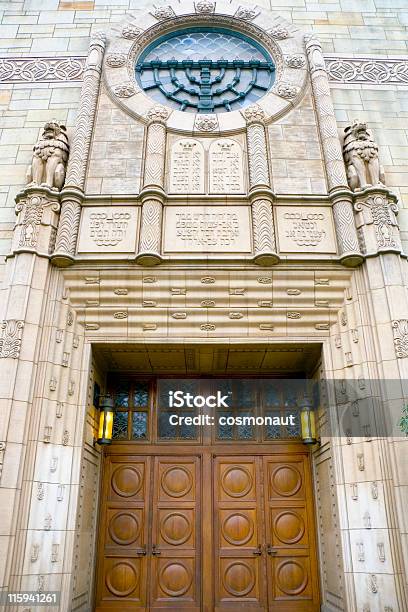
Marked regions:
[111,465,143,498]
[222,512,254,546]
[271,465,302,497]
[276,560,308,595]
[273,510,305,545]
[223,561,255,597]
[159,562,192,597]
[108,511,140,546]
[160,512,192,546]
[105,561,139,597]
[221,466,253,498]
[161,466,193,497]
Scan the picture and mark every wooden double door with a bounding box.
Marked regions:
[95,449,320,611]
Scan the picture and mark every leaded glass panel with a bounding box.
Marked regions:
[112,411,128,440]
[132,412,147,439]
[136,28,275,114]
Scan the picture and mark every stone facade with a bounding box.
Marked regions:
[0,2,408,612]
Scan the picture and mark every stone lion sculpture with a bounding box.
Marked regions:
[26,120,69,191]
[343,120,385,191]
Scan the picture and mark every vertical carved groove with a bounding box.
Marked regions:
[138,199,163,258]
[53,33,106,264]
[252,199,276,253]
[306,35,362,266]
[143,123,166,189]
[247,124,270,189]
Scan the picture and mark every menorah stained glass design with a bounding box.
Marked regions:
[136,28,276,113]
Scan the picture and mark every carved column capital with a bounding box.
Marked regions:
[243,104,266,125]
[353,187,401,257]
[146,104,170,126]
[12,187,60,258]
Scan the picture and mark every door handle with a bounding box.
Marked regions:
[152,544,161,556]
[252,545,262,556]
[136,545,146,556]
[266,544,277,555]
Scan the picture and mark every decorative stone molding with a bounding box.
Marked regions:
[152,6,176,20]
[326,55,408,85]
[14,190,60,255]
[0,320,24,359]
[194,114,218,132]
[106,53,126,67]
[392,320,408,359]
[0,56,85,83]
[3,54,408,86]
[354,189,401,256]
[243,104,265,125]
[234,6,259,20]
[285,55,306,69]
[136,198,163,266]
[121,25,141,39]
[103,8,307,132]
[147,104,170,125]
[252,199,279,266]
[52,32,106,267]
[113,82,139,97]
[195,0,216,13]
[306,34,363,268]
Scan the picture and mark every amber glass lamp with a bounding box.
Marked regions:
[97,396,115,445]
[299,395,317,445]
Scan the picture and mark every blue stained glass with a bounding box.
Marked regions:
[133,383,149,407]
[136,28,275,114]
[132,412,147,439]
[217,412,233,440]
[237,411,255,440]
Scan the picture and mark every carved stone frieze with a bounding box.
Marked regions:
[392,320,408,359]
[15,193,60,253]
[0,56,85,83]
[354,190,401,256]
[0,320,24,359]
[194,114,218,132]
[326,55,408,84]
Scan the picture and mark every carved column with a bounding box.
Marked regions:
[305,35,363,268]
[136,104,169,266]
[244,104,279,266]
[52,32,106,267]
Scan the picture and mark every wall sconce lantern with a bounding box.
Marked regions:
[97,396,115,445]
[299,395,317,445]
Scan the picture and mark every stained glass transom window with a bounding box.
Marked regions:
[136,28,275,114]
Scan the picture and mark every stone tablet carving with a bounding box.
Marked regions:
[77,206,138,253]
[164,206,251,253]
[169,139,205,194]
[276,206,337,253]
[209,139,244,194]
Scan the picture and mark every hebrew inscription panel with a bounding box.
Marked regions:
[169,139,205,194]
[164,206,251,253]
[77,206,138,253]
[209,139,245,194]
[276,206,337,254]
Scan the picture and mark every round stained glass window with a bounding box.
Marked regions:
[135,28,275,114]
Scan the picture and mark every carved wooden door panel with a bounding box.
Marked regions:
[263,455,320,611]
[149,457,201,611]
[213,456,267,611]
[96,455,151,611]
